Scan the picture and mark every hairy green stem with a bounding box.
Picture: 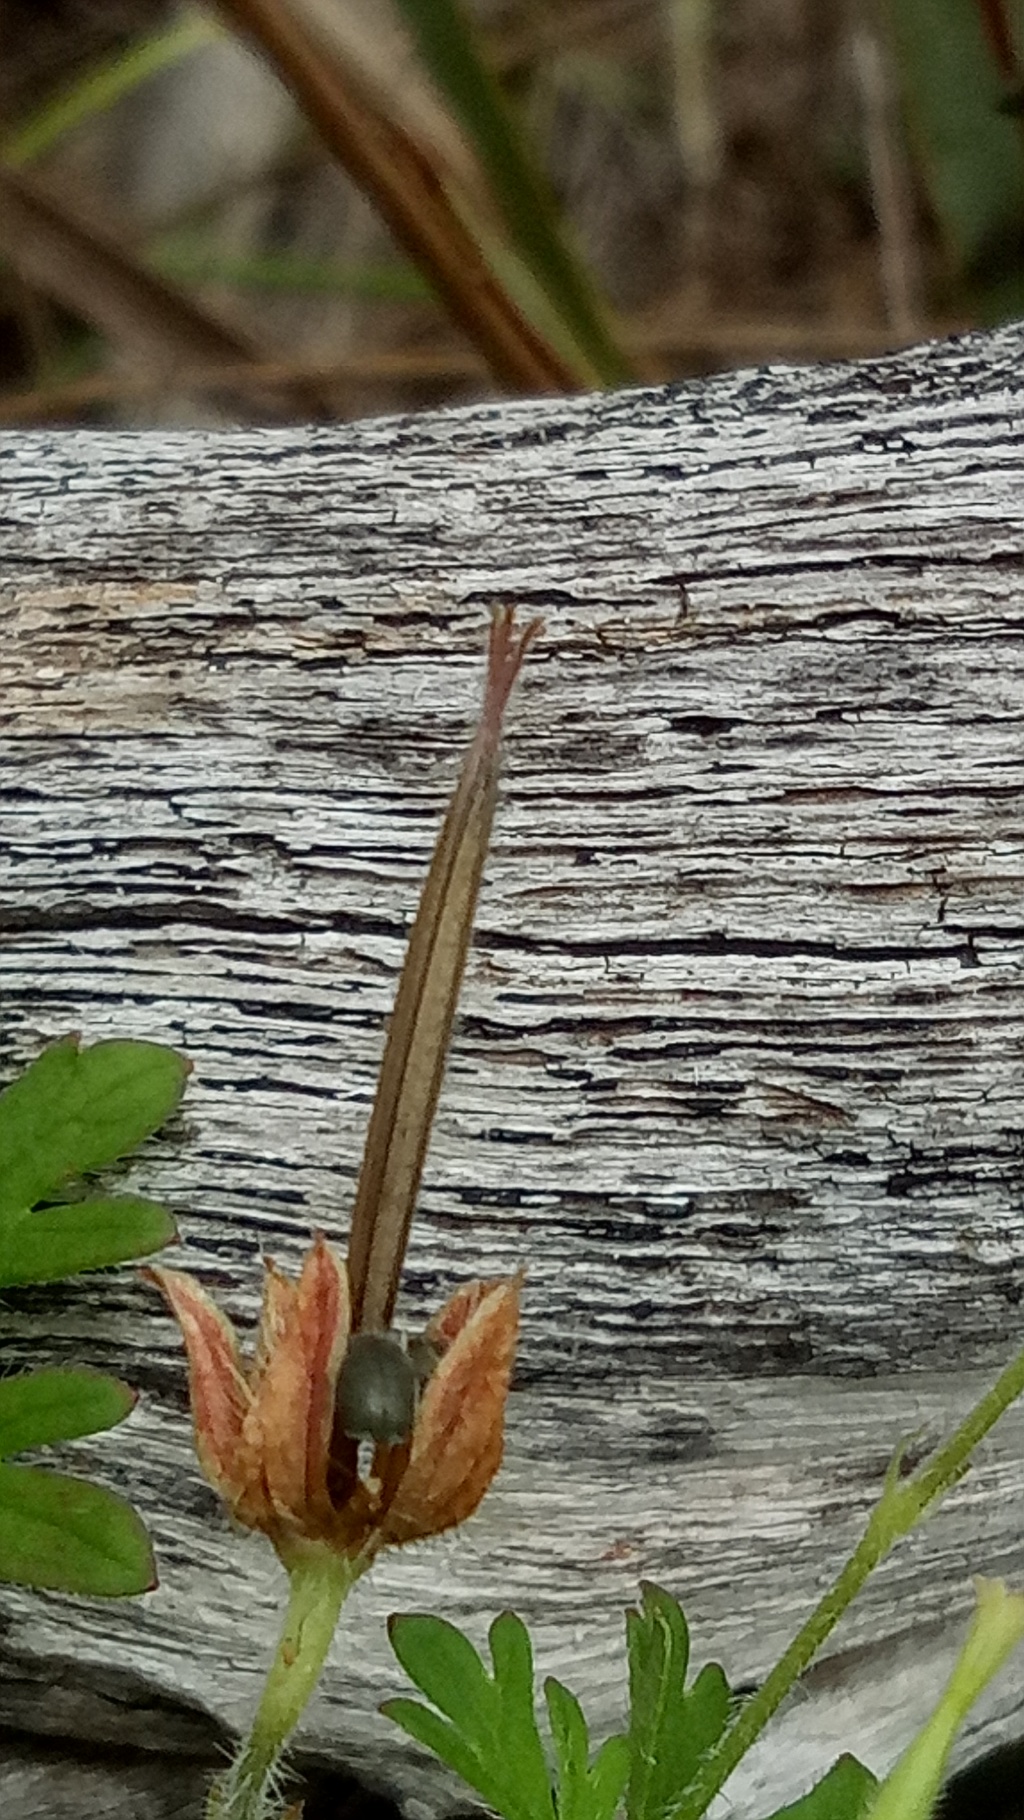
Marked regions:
[206,1544,365,1820]
[672,1336,1024,1820]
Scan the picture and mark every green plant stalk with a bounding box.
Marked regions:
[148,240,431,301]
[671,1335,1024,1820]
[206,1543,366,1820]
[866,1577,1024,1820]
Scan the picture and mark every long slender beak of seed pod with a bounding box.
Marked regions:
[345,604,542,1334]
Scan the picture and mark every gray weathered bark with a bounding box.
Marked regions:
[2,321,1024,1818]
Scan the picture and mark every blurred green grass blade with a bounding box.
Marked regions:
[2,13,220,169]
[882,0,1024,270]
[0,1195,177,1288]
[0,1461,156,1596]
[0,1368,136,1457]
[150,237,432,301]
[0,1036,189,1221]
[394,0,632,384]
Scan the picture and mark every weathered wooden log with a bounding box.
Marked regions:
[2,321,1024,1819]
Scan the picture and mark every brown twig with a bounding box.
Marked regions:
[213,0,580,395]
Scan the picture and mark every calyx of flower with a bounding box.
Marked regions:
[147,1243,519,1562]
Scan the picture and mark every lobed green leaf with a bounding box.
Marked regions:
[387,1611,555,1820]
[628,1584,729,1820]
[760,1753,877,1820]
[546,1676,589,1820]
[382,1695,495,1803]
[0,1035,189,1224]
[491,1612,555,1820]
[589,1735,631,1820]
[546,1676,628,1820]
[0,1193,176,1287]
[387,1611,498,1735]
[0,1368,135,1457]
[0,1461,156,1596]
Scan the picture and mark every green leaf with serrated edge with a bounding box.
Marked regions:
[0,1368,135,1457]
[0,1036,188,1222]
[387,1613,498,1739]
[490,1612,555,1820]
[759,1753,877,1820]
[382,1698,498,1811]
[0,1461,156,1596]
[628,1585,730,1820]
[0,1193,176,1287]
[387,1613,555,1820]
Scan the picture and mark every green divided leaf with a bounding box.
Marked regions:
[381,1694,496,1802]
[545,1677,629,1820]
[627,1583,730,1820]
[389,1610,498,1732]
[387,1590,738,1820]
[589,1735,632,1820]
[760,1753,878,1820]
[0,1368,136,1457]
[0,1035,187,1285]
[0,1194,176,1287]
[0,1035,189,1222]
[385,1610,555,1820]
[0,1034,187,1599]
[0,1460,156,1596]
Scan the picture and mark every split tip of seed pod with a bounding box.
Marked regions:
[482,605,544,737]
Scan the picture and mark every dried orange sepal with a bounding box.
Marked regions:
[382,1276,520,1546]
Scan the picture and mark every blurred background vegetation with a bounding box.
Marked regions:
[1,0,1023,427]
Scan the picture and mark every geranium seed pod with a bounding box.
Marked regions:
[335,1331,417,1445]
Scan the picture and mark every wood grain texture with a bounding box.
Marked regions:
[2,322,1024,1817]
